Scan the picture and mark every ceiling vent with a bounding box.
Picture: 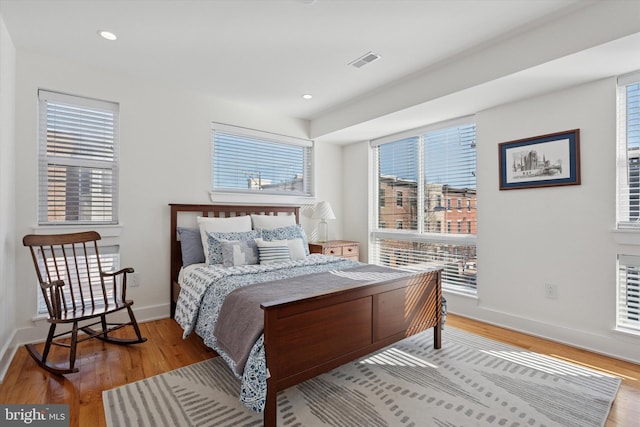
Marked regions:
[349,51,381,68]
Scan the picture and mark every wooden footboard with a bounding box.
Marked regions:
[261,269,441,427]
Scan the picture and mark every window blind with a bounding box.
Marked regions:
[616,255,640,333]
[617,71,640,228]
[37,245,119,315]
[212,123,313,197]
[38,90,119,225]
[372,237,477,294]
[371,117,477,294]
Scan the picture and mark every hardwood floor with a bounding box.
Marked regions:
[0,315,638,427]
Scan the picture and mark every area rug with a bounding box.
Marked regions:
[103,327,621,427]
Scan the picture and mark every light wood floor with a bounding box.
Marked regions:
[0,314,638,427]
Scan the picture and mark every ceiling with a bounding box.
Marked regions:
[1,0,640,144]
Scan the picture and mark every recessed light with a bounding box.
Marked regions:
[98,30,117,41]
[302,94,313,100]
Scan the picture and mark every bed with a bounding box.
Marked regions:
[169,203,442,426]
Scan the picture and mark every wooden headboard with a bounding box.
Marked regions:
[169,203,300,317]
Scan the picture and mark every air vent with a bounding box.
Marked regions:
[349,51,381,68]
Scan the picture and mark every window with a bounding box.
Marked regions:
[372,117,477,294]
[211,123,313,199]
[379,188,386,207]
[396,191,403,207]
[616,255,640,333]
[617,71,640,228]
[38,90,119,225]
[36,245,119,315]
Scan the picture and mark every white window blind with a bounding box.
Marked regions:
[212,123,313,197]
[617,71,640,228]
[36,245,119,315]
[616,255,640,334]
[38,90,119,225]
[371,117,477,294]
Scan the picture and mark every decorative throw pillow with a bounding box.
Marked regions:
[287,238,306,260]
[177,227,206,266]
[221,240,259,267]
[255,238,290,264]
[197,215,252,264]
[206,230,259,265]
[250,214,296,230]
[259,224,310,255]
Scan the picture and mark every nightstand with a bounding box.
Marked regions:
[309,240,360,261]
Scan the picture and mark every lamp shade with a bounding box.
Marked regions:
[312,201,336,220]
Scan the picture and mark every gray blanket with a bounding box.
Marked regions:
[213,264,412,376]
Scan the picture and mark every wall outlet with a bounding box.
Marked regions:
[129,272,141,288]
[544,283,558,299]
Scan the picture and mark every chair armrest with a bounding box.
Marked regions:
[101,268,135,300]
[101,267,135,277]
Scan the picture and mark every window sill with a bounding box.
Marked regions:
[613,326,640,338]
[31,224,123,238]
[612,228,640,246]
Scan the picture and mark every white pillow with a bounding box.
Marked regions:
[250,214,296,230]
[197,215,252,264]
[287,238,306,260]
[255,238,290,264]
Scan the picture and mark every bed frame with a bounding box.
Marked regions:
[169,203,441,426]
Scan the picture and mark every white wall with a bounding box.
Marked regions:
[0,13,17,381]
[9,50,345,352]
[344,77,640,363]
[470,77,639,363]
[342,141,370,260]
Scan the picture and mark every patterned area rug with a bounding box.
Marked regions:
[103,327,621,427]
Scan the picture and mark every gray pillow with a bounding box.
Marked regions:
[177,227,205,266]
[221,240,259,267]
[206,230,259,265]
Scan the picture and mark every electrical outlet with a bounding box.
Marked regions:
[129,272,141,288]
[544,283,558,299]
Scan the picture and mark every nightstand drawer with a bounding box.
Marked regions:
[341,245,359,259]
[309,240,360,261]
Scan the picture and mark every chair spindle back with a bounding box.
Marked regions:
[23,232,115,319]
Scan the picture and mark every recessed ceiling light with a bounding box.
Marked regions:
[302,94,313,100]
[98,30,117,41]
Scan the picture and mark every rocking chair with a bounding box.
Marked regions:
[23,231,147,375]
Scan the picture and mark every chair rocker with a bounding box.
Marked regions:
[23,231,147,375]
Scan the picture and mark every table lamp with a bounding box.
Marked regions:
[312,201,335,242]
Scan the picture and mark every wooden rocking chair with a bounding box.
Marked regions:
[23,231,147,375]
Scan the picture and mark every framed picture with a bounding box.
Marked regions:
[499,129,580,190]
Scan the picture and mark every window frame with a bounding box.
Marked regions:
[616,254,640,335]
[370,116,477,295]
[38,90,120,226]
[209,122,315,205]
[617,71,640,229]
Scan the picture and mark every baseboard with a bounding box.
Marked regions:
[0,329,18,384]
[0,303,171,383]
[446,298,640,365]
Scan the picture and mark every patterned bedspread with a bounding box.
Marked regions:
[174,254,360,412]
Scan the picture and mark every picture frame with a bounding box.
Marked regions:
[498,129,580,190]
